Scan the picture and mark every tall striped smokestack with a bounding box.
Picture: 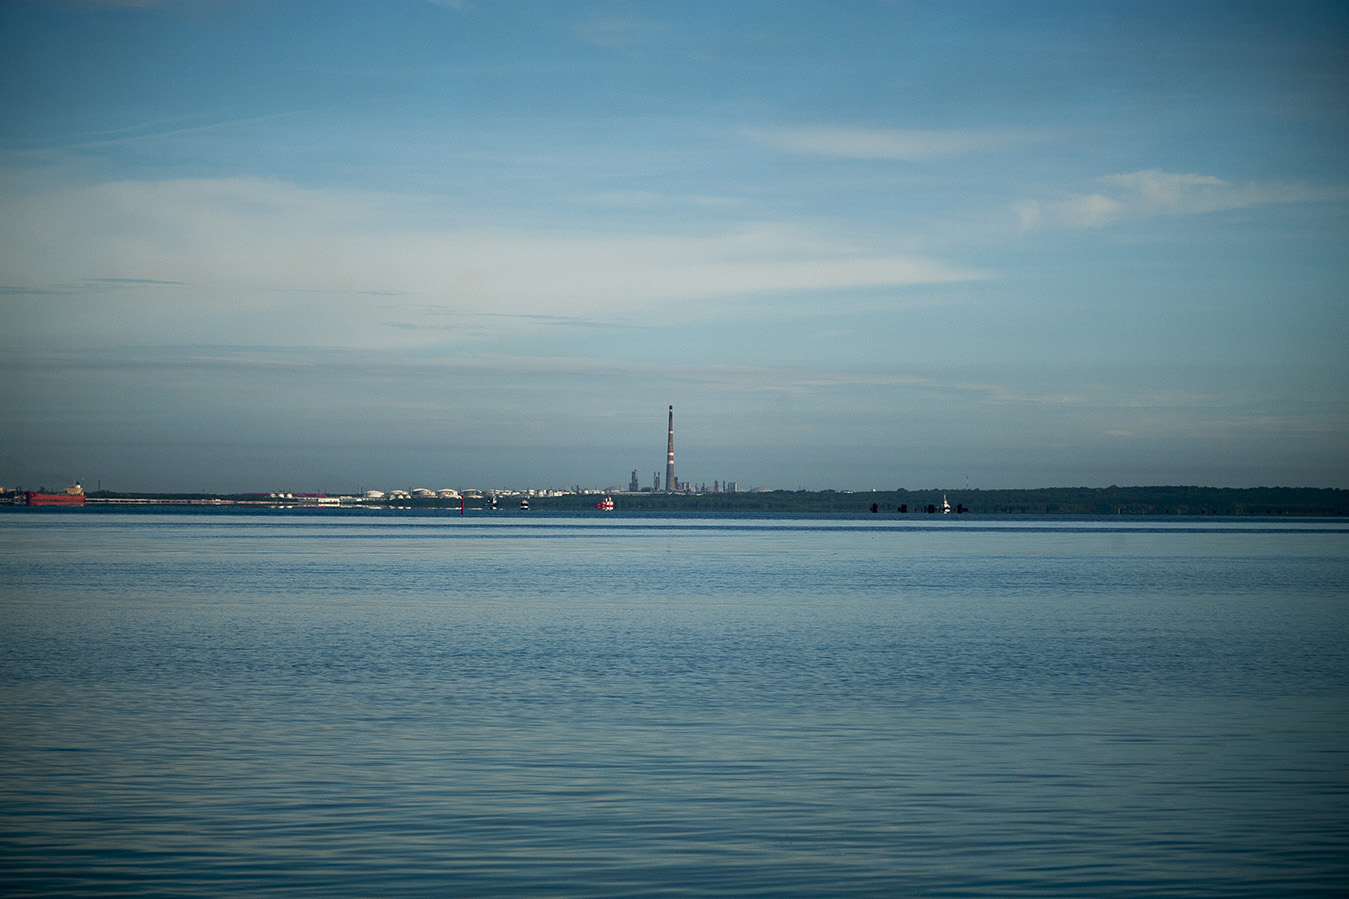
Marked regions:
[666,405,675,493]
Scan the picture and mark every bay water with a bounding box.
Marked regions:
[2,510,1347,896]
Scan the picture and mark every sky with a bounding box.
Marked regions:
[1,0,1346,493]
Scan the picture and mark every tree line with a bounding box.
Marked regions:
[530,486,1349,516]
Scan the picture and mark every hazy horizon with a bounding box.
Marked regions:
[3,2,1346,494]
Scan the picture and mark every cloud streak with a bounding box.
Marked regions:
[750,126,1035,161]
[572,16,663,49]
[1018,169,1348,229]
[0,175,984,350]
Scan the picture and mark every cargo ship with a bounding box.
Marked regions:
[25,482,86,506]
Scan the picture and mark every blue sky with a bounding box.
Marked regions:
[2,0,1346,493]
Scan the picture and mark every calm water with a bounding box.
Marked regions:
[2,510,1347,897]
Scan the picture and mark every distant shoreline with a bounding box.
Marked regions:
[6,486,1345,516]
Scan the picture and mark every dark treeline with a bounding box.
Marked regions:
[534,486,1349,516]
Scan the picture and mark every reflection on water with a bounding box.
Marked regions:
[2,512,1348,896]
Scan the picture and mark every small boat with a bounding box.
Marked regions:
[595,496,614,511]
[941,494,951,514]
[520,498,529,510]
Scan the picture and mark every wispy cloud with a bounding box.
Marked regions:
[749,126,1035,161]
[0,175,984,351]
[0,285,73,296]
[583,190,739,210]
[355,353,939,398]
[422,0,473,12]
[83,277,187,286]
[383,309,654,333]
[1018,169,1348,230]
[572,16,663,50]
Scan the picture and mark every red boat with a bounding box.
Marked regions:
[25,482,86,506]
[595,496,615,511]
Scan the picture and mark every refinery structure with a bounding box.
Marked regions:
[651,405,737,495]
[4,405,746,507]
[667,405,676,493]
[347,404,739,503]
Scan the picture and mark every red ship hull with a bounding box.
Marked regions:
[25,492,86,506]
